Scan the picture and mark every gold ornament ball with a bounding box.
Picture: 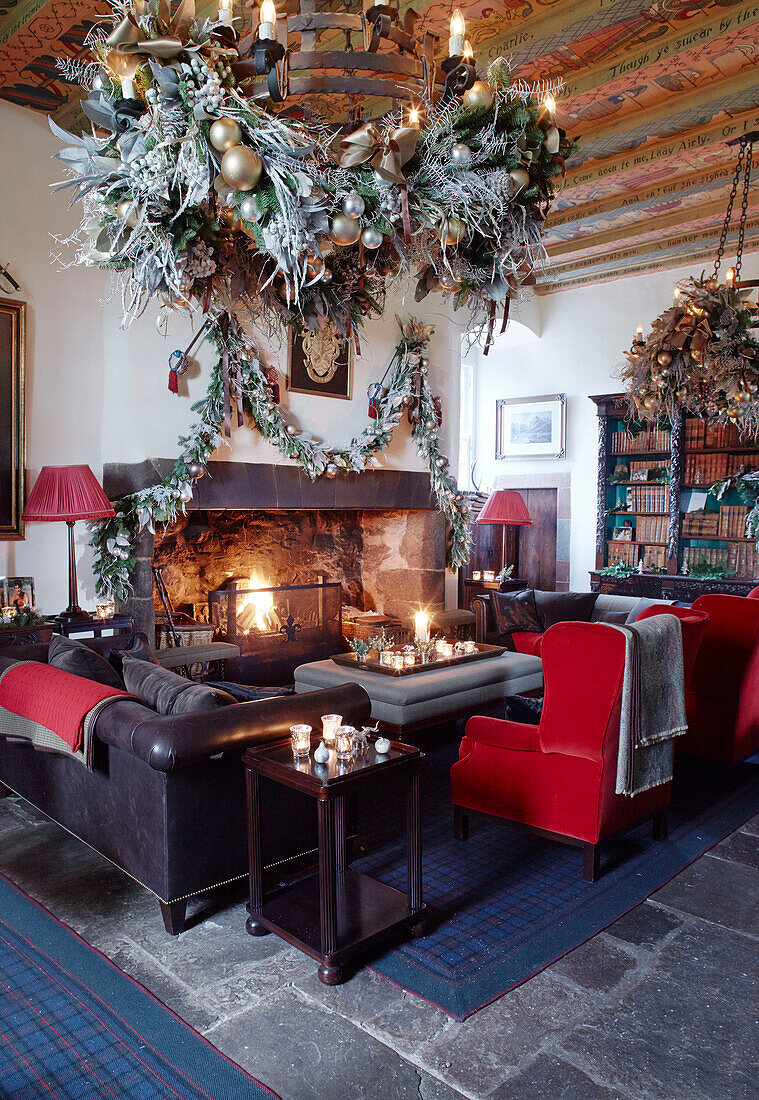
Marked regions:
[463,80,494,111]
[220,145,263,191]
[116,198,138,228]
[734,388,751,406]
[329,213,362,247]
[676,385,689,401]
[690,348,703,363]
[643,394,659,411]
[443,217,466,247]
[508,167,530,193]
[306,253,325,280]
[209,117,243,153]
[657,350,673,367]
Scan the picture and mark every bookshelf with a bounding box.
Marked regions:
[590,394,759,599]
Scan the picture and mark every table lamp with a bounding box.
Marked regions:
[22,465,116,622]
[475,490,532,581]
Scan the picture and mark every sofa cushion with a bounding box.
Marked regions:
[107,633,159,678]
[511,632,545,657]
[491,590,542,641]
[48,634,125,691]
[533,590,598,630]
[121,656,235,715]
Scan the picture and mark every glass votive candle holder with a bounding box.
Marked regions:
[390,653,405,670]
[321,713,342,745]
[290,724,312,759]
[483,570,496,582]
[464,639,478,654]
[403,651,416,667]
[471,570,482,581]
[379,651,394,666]
[335,725,355,760]
[96,598,115,621]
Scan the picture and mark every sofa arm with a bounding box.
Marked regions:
[94,683,372,772]
[471,596,490,644]
[464,715,541,752]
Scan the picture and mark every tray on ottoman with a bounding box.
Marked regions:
[331,643,506,677]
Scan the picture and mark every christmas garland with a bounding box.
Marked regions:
[90,316,471,599]
[51,0,570,345]
[622,275,759,429]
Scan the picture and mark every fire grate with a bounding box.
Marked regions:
[209,579,342,685]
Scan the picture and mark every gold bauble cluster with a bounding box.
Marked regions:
[220,145,263,191]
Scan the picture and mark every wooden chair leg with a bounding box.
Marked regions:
[160,899,187,935]
[652,809,669,842]
[583,843,600,882]
[453,805,469,841]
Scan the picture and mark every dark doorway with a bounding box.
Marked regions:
[516,488,558,591]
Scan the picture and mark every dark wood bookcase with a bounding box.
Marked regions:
[589,394,759,599]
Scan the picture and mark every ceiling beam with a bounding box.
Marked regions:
[572,66,759,151]
[547,197,745,259]
[477,0,650,71]
[548,160,748,229]
[559,0,759,102]
[545,214,759,279]
[536,236,759,294]
[565,105,759,190]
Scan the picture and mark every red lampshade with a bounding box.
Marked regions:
[475,489,532,526]
[23,465,115,523]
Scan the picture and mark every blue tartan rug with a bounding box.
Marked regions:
[0,874,277,1100]
[361,741,759,1019]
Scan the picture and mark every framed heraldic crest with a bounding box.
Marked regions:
[0,298,25,539]
[288,324,353,400]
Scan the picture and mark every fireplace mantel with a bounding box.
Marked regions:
[103,461,437,511]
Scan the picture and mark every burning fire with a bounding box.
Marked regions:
[237,574,277,634]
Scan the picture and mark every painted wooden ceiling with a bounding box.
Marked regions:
[1,0,757,291]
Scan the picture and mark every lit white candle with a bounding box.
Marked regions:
[541,93,556,119]
[636,323,644,343]
[290,724,312,759]
[258,0,277,39]
[673,286,680,307]
[218,0,234,25]
[449,8,466,57]
[463,39,474,63]
[408,105,421,128]
[414,610,430,645]
[321,713,342,745]
[726,267,736,288]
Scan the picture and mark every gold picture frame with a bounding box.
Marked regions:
[287,325,353,400]
[0,298,25,540]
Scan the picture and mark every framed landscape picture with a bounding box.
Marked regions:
[287,324,352,400]
[495,394,566,460]
[0,298,25,539]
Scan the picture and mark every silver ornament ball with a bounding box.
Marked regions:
[187,461,206,480]
[342,191,365,218]
[286,424,297,436]
[325,462,338,479]
[321,267,333,285]
[425,418,436,431]
[450,142,472,167]
[361,226,383,250]
[239,195,260,222]
[420,356,430,369]
[439,269,460,292]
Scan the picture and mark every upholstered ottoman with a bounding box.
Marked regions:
[294,653,543,737]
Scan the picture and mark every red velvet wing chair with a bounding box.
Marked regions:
[681,594,759,764]
[450,622,672,881]
[634,605,710,691]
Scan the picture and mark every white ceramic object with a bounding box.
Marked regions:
[313,740,330,764]
[375,736,391,755]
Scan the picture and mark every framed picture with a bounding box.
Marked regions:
[495,394,566,460]
[630,469,649,482]
[3,576,35,613]
[0,299,25,539]
[287,324,353,400]
[613,526,633,541]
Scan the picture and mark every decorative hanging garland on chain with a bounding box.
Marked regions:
[90,316,470,599]
[622,134,759,430]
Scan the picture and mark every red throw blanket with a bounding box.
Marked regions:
[0,662,131,753]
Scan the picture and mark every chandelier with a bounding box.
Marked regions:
[623,131,759,429]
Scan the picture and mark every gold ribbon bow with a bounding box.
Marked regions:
[330,123,419,186]
[106,0,196,60]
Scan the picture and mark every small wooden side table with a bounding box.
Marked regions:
[47,614,134,638]
[243,736,425,985]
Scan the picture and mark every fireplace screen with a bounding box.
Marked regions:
[209,579,342,685]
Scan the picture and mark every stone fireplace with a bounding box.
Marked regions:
[103,461,447,661]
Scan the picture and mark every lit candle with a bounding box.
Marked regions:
[463,39,474,62]
[408,105,421,128]
[218,0,234,25]
[542,92,556,119]
[449,7,466,57]
[258,0,277,39]
[335,725,355,760]
[290,724,312,759]
[673,286,680,307]
[636,323,644,343]
[726,267,736,288]
[414,610,430,645]
[108,52,138,99]
[321,713,342,745]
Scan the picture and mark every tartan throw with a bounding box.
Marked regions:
[0,662,131,768]
[608,616,688,797]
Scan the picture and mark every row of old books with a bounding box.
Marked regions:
[683,420,748,448]
[683,452,759,485]
[626,485,670,513]
[611,428,671,454]
[607,542,636,566]
[681,543,759,575]
[718,505,751,538]
[637,515,669,542]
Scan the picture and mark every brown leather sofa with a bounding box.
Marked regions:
[0,634,371,933]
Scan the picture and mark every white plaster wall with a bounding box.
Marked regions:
[0,99,462,614]
[468,253,759,592]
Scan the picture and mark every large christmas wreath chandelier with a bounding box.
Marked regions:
[52,0,570,345]
[622,133,759,431]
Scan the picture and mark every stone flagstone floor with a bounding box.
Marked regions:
[0,794,756,1100]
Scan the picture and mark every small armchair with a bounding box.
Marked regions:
[450,621,672,881]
